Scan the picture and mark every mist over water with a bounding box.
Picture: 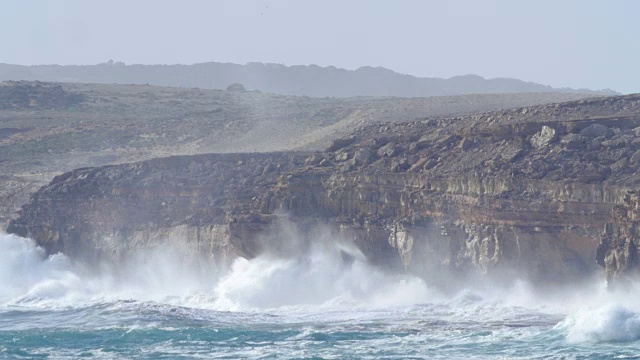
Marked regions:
[0,231,431,311]
[2,231,640,358]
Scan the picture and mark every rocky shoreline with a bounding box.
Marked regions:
[8,94,640,285]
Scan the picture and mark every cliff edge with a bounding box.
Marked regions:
[8,94,640,285]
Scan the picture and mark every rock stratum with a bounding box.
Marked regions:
[8,94,640,285]
[0,81,596,229]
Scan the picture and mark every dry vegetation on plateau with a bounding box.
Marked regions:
[0,81,597,226]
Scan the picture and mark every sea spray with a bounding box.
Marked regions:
[4,233,640,358]
[0,232,432,311]
[0,234,80,306]
[211,242,432,311]
[563,305,640,343]
[555,281,640,344]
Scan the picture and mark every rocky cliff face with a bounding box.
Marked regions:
[7,153,306,268]
[1,81,591,229]
[597,192,640,285]
[8,94,640,284]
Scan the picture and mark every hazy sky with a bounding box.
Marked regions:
[1,0,639,93]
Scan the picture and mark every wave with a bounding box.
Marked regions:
[554,281,640,344]
[211,242,431,311]
[0,233,432,312]
[0,234,83,306]
[4,231,640,345]
[562,305,640,343]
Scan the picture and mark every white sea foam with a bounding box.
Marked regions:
[564,304,640,343]
[0,233,219,308]
[3,230,640,345]
[0,234,81,305]
[210,241,432,311]
[554,282,640,344]
[0,232,431,311]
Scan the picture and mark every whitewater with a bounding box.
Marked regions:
[2,233,640,359]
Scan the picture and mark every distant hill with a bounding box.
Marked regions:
[0,61,617,97]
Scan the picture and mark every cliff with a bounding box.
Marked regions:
[7,153,306,266]
[8,94,640,285]
[0,81,593,229]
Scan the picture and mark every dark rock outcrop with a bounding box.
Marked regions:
[8,94,640,285]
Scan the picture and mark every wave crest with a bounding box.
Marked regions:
[562,305,640,343]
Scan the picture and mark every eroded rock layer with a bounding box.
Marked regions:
[8,94,640,284]
[7,153,306,267]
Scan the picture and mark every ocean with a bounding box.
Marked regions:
[1,233,640,359]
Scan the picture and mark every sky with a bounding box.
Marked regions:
[1,0,639,93]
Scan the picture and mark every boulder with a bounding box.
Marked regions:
[602,135,632,149]
[589,136,605,150]
[335,151,350,162]
[409,158,428,172]
[328,137,356,151]
[436,134,459,147]
[352,148,372,166]
[414,134,431,150]
[390,157,409,172]
[377,142,397,157]
[530,126,556,149]
[580,123,613,138]
[561,134,585,150]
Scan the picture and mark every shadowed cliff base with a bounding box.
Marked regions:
[8,93,640,286]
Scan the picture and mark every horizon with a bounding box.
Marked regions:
[0,60,622,95]
[1,0,638,94]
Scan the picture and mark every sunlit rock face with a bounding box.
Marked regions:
[8,94,640,285]
[597,193,640,286]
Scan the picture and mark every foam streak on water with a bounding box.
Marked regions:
[1,233,640,359]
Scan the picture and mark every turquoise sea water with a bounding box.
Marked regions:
[2,234,640,359]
